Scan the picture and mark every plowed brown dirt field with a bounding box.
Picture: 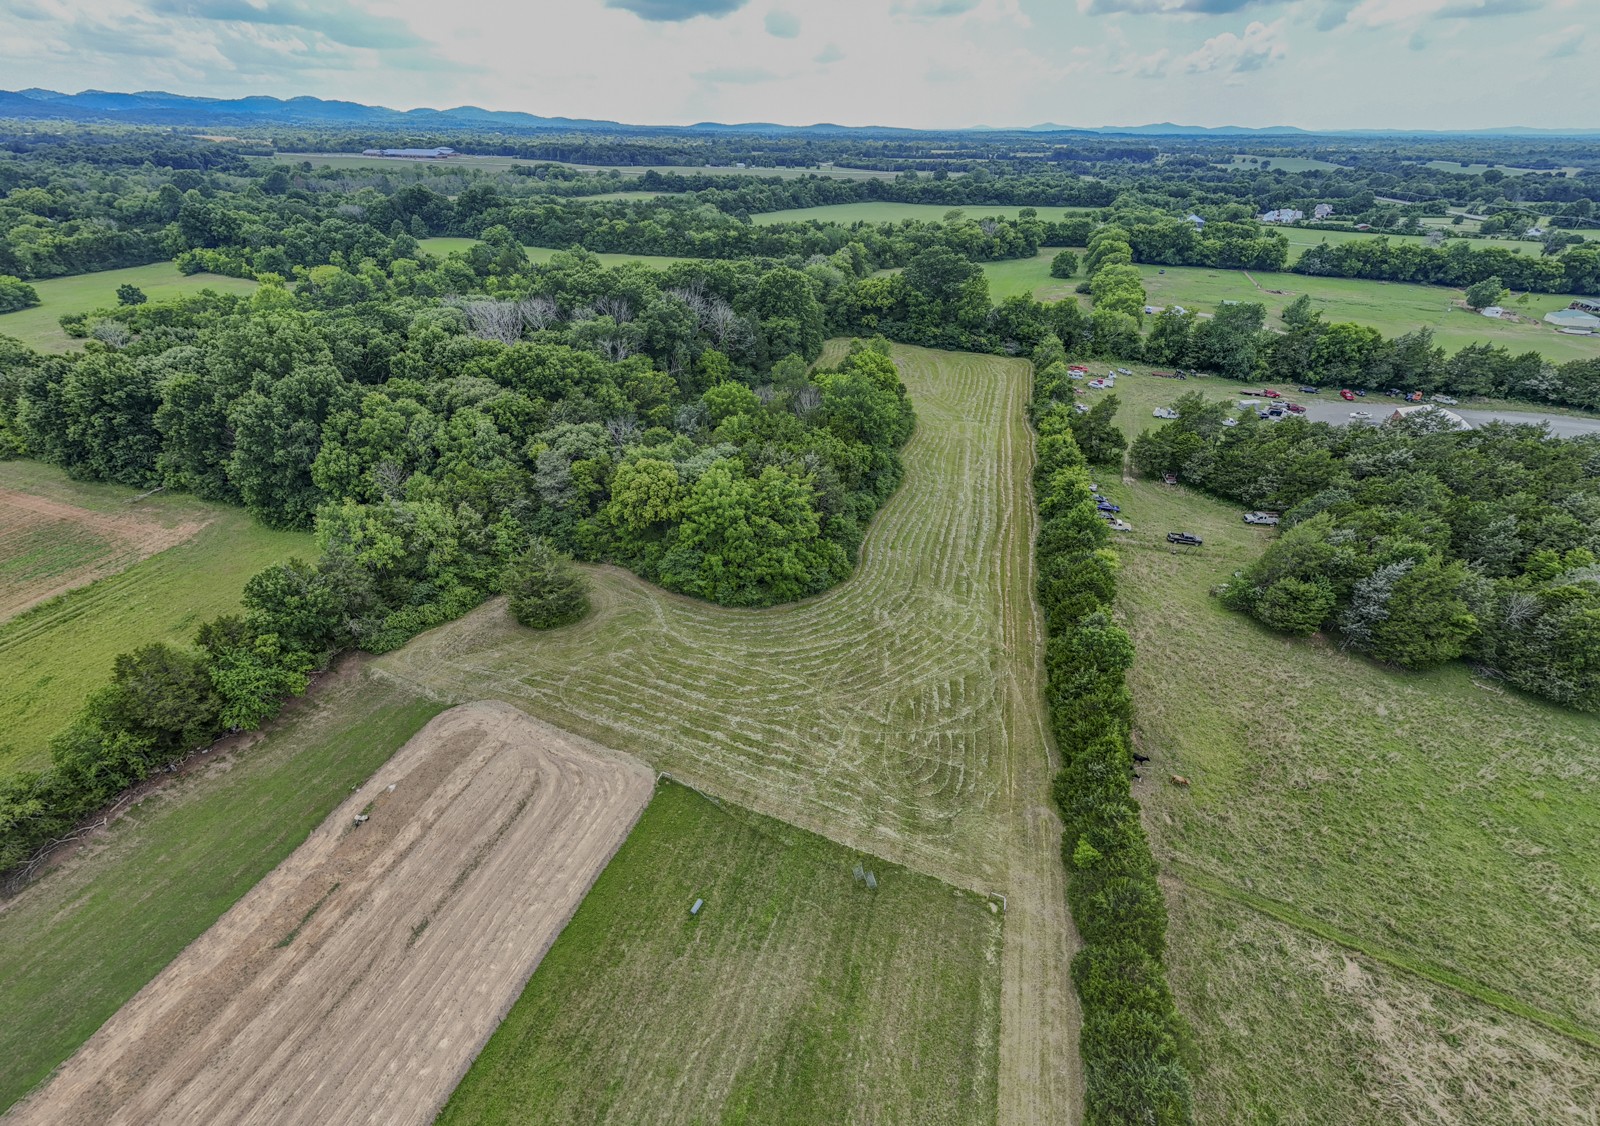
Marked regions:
[9,701,654,1126]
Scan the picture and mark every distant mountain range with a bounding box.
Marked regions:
[3,88,1598,139]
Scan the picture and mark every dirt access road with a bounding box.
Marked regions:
[9,702,654,1126]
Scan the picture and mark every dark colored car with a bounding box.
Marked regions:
[1166,532,1202,546]
[1297,386,1318,394]
[1097,501,1121,513]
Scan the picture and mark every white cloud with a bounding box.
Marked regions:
[1181,18,1287,74]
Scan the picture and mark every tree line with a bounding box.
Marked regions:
[1030,344,1193,1124]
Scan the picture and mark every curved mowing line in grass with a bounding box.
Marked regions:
[377,342,1078,1126]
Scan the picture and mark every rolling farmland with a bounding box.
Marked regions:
[378,342,1075,1125]
[0,674,446,1112]
[416,238,690,268]
[11,702,655,1126]
[441,778,1003,1126]
[1074,368,1600,1122]
[0,264,257,353]
[751,202,1100,226]
[0,462,312,771]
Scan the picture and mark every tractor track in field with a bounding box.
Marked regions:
[377,343,1082,1125]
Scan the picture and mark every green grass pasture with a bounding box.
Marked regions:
[417,237,691,268]
[0,674,444,1112]
[0,463,311,772]
[1071,367,1600,1122]
[752,201,1099,226]
[0,264,257,353]
[439,779,1003,1126]
[379,343,1075,1123]
[976,253,1598,364]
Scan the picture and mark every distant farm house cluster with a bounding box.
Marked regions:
[359,146,457,159]
[1259,203,1335,223]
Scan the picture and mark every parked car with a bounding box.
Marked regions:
[1117,368,1132,375]
[1350,410,1372,419]
[1107,518,1133,532]
[1297,386,1318,394]
[1166,532,1203,546]
[1433,394,1459,405]
[1162,472,1179,486]
[1285,402,1307,413]
[1152,407,1180,419]
[1221,417,1239,427]
[1354,389,1367,397]
[1074,403,1090,413]
[1262,388,1282,398]
[1097,501,1121,513]
[1244,511,1280,525]
[1339,389,1356,401]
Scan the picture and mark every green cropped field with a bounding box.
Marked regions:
[379,342,1075,1126]
[0,264,257,353]
[752,201,1099,226]
[417,237,691,268]
[440,778,1003,1126]
[1075,368,1600,1122]
[0,673,444,1113]
[0,463,312,772]
[975,253,1599,364]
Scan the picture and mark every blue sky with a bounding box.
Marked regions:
[0,0,1594,129]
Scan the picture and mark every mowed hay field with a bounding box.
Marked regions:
[0,264,257,352]
[417,237,692,269]
[1083,369,1600,1122]
[974,253,1599,365]
[0,462,312,772]
[441,778,1003,1126]
[0,672,445,1112]
[378,342,1077,1125]
[12,702,654,1126]
[751,202,1100,226]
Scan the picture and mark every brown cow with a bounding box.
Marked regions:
[1170,774,1191,787]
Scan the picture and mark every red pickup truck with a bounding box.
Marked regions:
[1261,388,1282,399]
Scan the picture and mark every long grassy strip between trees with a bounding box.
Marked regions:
[0,463,312,772]
[439,778,1003,1126]
[0,672,444,1112]
[376,342,1078,1126]
[1080,366,1600,1121]
[1028,363,1192,1121]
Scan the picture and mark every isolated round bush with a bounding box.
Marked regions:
[504,538,591,629]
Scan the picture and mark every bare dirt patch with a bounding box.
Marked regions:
[9,701,654,1126]
[0,489,206,621]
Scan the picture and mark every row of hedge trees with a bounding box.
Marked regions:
[1031,386,1193,1121]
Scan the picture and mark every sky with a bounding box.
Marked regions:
[0,0,1595,131]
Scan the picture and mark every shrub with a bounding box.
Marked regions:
[0,275,40,313]
[505,537,592,629]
